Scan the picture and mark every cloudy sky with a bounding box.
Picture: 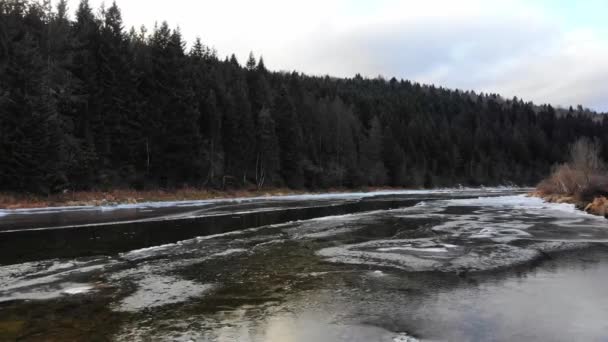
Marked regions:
[67,0,608,111]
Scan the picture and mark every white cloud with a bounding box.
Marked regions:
[67,0,608,110]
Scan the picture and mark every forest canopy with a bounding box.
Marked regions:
[1,0,607,193]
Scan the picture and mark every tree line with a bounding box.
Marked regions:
[1,0,607,194]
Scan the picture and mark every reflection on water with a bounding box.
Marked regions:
[110,248,608,342]
[1,190,607,341]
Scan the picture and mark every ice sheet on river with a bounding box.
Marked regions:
[1,193,605,310]
[316,195,605,272]
[0,258,111,302]
[0,187,522,216]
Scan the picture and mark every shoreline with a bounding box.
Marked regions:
[530,191,608,219]
[0,187,407,210]
[0,186,525,211]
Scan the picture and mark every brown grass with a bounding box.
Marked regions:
[536,165,608,201]
[535,164,608,218]
[534,137,608,218]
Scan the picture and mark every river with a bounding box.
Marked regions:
[1,189,607,341]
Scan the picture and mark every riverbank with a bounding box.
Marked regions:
[0,187,402,210]
[530,191,608,218]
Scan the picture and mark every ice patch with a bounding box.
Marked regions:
[370,270,386,277]
[120,243,179,260]
[114,275,213,312]
[430,214,534,242]
[0,187,525,217]
[444,194,606,220]
[446,244,541,272]
[316,238,556,272]
[297,226,359,239]
[444,194,547,207]
[470,228,532,243]
[211,248,248,257]
[284,210,383,240]
[1,282,96,302]
[317,245,441,271]
[377,247,449,253]
[393,332,420,342]
[62,285,94,295]
[427,195,607,243]
[118,225,270,261]
[0,258,111,302]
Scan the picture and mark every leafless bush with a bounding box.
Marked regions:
[569,138,605,187]
[580,174,608,200]
[537,164,580,196]
[538,138,607,199]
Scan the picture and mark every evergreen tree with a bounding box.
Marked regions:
[0,28,65,193]
[245,51,256,71]
[273,85,304,188]
[361,116,387,185]
[0,0,606,193]
[255,108,280,188]
[201,90,223,185]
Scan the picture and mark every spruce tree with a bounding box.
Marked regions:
[255,108,280,188]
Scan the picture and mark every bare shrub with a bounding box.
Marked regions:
[580,174,608,200]
[538,138,607,199]
[569,138,605,188]
[537,164,581,196]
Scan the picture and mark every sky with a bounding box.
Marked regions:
[66,0,608,111]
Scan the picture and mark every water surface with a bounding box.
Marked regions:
[1,189,607,341]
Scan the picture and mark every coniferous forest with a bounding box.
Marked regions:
[1,0,607,194]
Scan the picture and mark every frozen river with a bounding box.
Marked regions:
[1,189,608,341]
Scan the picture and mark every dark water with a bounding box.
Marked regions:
[1,189,608,341]
[0,190,515,265]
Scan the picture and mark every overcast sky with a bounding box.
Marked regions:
[66,0,608,111]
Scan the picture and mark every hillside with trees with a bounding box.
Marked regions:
[1,0,607,194]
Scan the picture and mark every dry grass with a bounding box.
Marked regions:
[534,138,608,218]
[536,138,608,201]
[534,169,608,218]
[537,165,608,201]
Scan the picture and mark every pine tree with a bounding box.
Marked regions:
[273,85,304,188]
[69,0,101,186]
[361,116,387,185]
[246,51,256,71]
[155,26,202,185]
[222,77,254,185]
[257,57,267,73]
[98,1,139,179]
[201,90,223,185]
[0,29,65,193]
[255,108,280,189]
